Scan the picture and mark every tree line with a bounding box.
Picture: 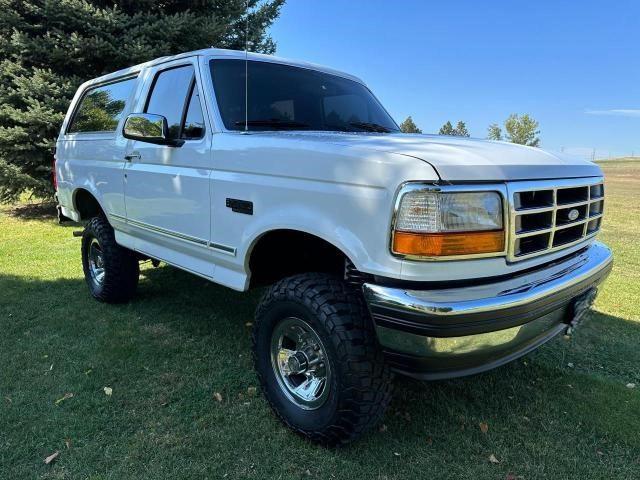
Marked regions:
[400,114,541,147]
[0,0,285,202]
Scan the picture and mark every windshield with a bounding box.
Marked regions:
[210,59,399,133]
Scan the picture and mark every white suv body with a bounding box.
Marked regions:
[54,48,612,445]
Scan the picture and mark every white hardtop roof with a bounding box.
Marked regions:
[82,48,365,88]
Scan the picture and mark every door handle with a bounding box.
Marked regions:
[124,153,141,162]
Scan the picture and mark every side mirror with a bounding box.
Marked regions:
[122,113,184,147]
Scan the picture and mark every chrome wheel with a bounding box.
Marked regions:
[88,238,105,287]
[270,317,331,410]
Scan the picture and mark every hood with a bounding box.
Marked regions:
[253,132,602,181]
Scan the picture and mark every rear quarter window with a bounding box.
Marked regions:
[67,77,137,134]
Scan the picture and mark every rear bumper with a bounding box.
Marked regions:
[55,193,79,223]
[362,242,613,380]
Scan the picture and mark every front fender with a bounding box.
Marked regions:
[218,178,405,281]
[241,206,374,273]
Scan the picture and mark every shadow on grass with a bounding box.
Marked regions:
[1,266,639,459]
[2,264,638,396]
[2,201,58,220]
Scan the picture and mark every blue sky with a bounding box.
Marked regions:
[269,0,639,159]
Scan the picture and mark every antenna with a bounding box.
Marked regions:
[243,0,249,133]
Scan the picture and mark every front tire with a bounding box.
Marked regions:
[252,273,393,446]
[81,216,139,303]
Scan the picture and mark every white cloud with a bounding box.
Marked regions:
[584,109,640,117]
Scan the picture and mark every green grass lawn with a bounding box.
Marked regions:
[1,160,639,479]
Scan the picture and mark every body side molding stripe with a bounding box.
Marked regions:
[110,213,236,256]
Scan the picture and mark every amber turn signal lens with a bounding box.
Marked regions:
[393,230,505,257]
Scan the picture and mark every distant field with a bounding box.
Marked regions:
[593,158,640,321]
[1,159,638,479]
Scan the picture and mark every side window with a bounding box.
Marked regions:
[145,65,205,140]
[67,77,136,133]
[182,85,205,139]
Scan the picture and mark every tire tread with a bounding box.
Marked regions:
[253,273,393,446]
[82,216,139,303]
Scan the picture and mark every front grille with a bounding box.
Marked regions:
[507,178,604,261]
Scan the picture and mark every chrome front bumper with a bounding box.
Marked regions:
[362,242,613,380]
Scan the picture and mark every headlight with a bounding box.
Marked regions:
[392,189,505,257]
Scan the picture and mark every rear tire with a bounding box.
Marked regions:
[81,216,139,303]
[252,273,393,446]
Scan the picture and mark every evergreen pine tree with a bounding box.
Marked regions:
[487,123,503,141]
[399,116,422,133]
[438,121,455,135]
[440,120,471,137]
[454,121,470,137]
[0,0,285,201]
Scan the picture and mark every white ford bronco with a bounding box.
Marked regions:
[54,48,612,445]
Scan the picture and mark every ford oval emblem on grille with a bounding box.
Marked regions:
[568,209,580,221]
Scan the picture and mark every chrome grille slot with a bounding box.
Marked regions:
[590,184,604,199]
[587,217,601,234]
[552,224,584,247]
[514,190,553,210]
[557,186,588,205]
[589,200,604,217]
[514,233,551,256]
[508,178,604,261]
[515,211,552,233]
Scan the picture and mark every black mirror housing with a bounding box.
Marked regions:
[123,113,184,147]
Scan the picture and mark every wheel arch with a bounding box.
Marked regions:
[73,188,106,221]
[246,228,355,288]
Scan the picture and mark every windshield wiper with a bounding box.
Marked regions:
[349,121,394,133]
[234,119,311,130]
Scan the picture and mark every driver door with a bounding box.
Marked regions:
[123,60,214,276]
